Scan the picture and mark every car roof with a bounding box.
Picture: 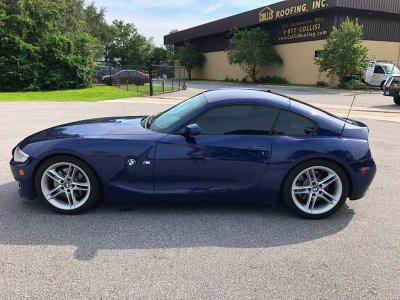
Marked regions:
[203,89,290,109]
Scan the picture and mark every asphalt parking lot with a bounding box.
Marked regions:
[0,87,399,299]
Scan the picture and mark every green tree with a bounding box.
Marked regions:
[106,20,136,63]
[107,20,154,65]
[150,47,168,65]
[166,29,178,64]
[315,17,368,84]
[227,27,282,83]
[175,41,205,80]
[125,35,154,65]
[84,2,112,60]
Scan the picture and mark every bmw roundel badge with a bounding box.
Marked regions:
[127,159,137,167]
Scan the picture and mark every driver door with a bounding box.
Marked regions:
[154,105,279,193]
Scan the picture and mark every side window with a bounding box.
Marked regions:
[374,66,385,74]
[391,77,400,88]
[183,105,279,135]
[272,110,316,136]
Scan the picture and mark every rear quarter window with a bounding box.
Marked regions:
[272,110,317,136]
[389,77,400,89]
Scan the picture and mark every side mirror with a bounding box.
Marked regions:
[185,124,202,136]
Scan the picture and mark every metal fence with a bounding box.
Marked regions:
[95,63,186,96]
[150,65,187,95]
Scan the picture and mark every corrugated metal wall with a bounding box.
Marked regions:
[337,0,400,15]
[338,11,400,42]
[164,0,400,46]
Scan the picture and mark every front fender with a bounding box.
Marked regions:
[19,138,158,198]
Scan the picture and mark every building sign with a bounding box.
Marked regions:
[259,0,329,22]
[276,16,328,42]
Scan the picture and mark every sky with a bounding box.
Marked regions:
[88,0,281,46]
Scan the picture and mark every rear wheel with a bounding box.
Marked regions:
[380,81,386,90]
[282,160,349,219]
[35,156,101,214]
[394,97,400,105]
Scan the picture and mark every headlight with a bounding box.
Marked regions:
[14,146,29,163]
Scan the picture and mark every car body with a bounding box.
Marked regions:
[95,66,119,81]
[383,75,400,105]
[363,63,400,89]
[102,70,150,86]
[10,90,376,218]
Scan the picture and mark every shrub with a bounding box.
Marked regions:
[317,80,329,87]
[339,79,367,90]
[0,0,97,92]
[241,76,248,83]
[257,75,289,84]
[225,76,230,81]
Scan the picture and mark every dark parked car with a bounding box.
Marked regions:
[102,70,150,86]
[95,66,119,81]
[10,90,376,219]
[383,75,400,105]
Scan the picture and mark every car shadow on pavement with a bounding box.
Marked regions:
[0,182,354,261]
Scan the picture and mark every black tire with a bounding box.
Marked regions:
[34,155,101,214]
[282,159,349,219]
[394,97,400,105]
[380,81,386,90]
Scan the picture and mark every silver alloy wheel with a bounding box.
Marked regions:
[291,166,342,215]
[40,162,91,210]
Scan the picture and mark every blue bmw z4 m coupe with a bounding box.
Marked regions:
[10,89,376,219]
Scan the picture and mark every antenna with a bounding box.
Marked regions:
[339,90,371,138]
[340,94,358,139]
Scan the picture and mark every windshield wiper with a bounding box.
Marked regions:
[146,112,162,129]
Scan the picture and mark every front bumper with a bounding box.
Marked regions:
[10,159,36,200]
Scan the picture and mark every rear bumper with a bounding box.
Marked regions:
[349,157,377,200]
[384,89,399,97]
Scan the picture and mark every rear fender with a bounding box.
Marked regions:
[342,120,369,140]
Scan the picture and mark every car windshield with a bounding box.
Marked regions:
[147,93,208,133]
[382,65,400,74]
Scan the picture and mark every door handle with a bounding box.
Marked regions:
[248,146,268,155]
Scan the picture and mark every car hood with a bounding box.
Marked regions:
[20,116,157,146]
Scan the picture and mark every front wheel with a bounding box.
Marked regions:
[394,97,400,105]
[282,160,349,219]
[35,156,101,214]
